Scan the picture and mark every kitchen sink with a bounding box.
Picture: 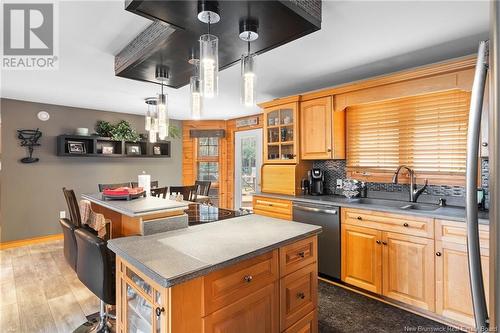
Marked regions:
[349,198,440,212]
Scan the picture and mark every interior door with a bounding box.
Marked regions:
[234,128,263,210]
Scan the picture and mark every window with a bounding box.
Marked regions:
[198,137,219,157]
[346,90,470,184]
[196,136,220,205]
[197,162,219,181]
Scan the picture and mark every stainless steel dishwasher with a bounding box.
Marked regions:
[292,202,340,280]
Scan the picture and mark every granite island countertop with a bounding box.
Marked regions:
[107,214,321,288]
[82,193,189,217]
[255,193,489,224]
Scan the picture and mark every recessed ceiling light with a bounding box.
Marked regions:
[37,111,50,121]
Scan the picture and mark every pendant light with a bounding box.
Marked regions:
[239,20,258,107]
[156,66,169,140]
[145,97,157,143]
[198,0,220,98]
[189,49,203,119]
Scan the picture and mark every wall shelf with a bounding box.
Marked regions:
[56,135,171,158]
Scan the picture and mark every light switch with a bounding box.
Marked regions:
[336,179,343,189]
[59,211,66,219]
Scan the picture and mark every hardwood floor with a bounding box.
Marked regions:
[0,240,99,333]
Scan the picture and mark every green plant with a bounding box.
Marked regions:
[168,125,181,139]
[110,120,141,142]
[94,120,113,137]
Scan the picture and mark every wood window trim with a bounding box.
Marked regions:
[346,90,470,186]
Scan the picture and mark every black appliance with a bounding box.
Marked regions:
[292,202,340,280]
[301,179,310,195]
[308,169,325,195]
[185,204,250,225]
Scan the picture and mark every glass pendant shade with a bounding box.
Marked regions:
[241,53,257,106]
[199,34,218,98]
[190,75,203,119]
[157,93,168,140]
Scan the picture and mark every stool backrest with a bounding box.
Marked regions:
[62,187,82,227]
[74,228,116,305]
[59,218,78,271]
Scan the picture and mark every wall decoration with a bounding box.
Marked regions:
[94,120,114,137]
[102,146,114,155]
[17,129,42,163]
[236,116,259,128]
[153,146,162,155]
[68,141,87,154]
[127,144,141,155]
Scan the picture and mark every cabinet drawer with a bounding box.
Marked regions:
[280,263,317,331]
[283,310,317,333]
[253,196,292,220]
[343,208,433,238]
[203,250,279,315]
[435,219,489,249]
[280,236,317,277]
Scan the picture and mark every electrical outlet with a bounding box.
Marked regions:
[59,211,66,219]
[336,179,343,189]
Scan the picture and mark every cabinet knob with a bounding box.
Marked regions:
[327,148,332,152]
[482,142,488,147]
[403,223,409,227]
[382,241,387,245]
[296,292,305,299]
[376,240,381,245]
[298,251,306,258]
[357,216,362,220]
[436,252,442,257]
[155,307,165,317]
[243,275,253,283]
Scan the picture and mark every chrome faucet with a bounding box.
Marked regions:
[392,165,428,202]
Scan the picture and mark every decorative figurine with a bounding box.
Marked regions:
[17,128,42,163]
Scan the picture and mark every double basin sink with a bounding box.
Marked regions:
[348,197,440,212]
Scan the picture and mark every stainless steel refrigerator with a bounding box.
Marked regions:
[466,1,499,331]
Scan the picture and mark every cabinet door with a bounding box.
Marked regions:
[300,97,332,160]
[263,102,299,164]
[435,240,489,327]
[341,224,382,294]
[382,232,435,311]
[203,283,279,333]
[283,310,317,333]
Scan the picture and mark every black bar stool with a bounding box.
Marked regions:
[74,228,116,333]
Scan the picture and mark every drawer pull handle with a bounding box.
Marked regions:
[155,307,165,317]
[403,223,409,227]
[298,251,306,258]
[357,216,362,220]
[376,240,381,244]
[382,241,387,245]
[296,292,305,299]
[436,252,442,257]
[243,275,253,283]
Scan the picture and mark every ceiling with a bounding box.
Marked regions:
[0,1,490,120]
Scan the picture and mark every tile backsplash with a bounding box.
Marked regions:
[313,159,490,209]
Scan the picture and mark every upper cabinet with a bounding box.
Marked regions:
[262,99,300,164]
[300,96,345,160]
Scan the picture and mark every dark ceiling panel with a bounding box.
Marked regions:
[117,0,322,88]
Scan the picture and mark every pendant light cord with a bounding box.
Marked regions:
[208,13,211,35]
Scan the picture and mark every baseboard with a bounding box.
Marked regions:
[318,277,470,332]
[0,233,63,250]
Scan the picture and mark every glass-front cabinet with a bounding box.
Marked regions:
[117,258,166,333]
[263,101,299,164]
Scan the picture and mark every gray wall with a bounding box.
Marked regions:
[0,98,183,242]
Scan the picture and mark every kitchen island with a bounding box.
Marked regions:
[107,214,322,333]
[82,193,189,238]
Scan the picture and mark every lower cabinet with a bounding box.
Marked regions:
[284,310,317,333]
[204,283,280,333]
[253,195,293,220]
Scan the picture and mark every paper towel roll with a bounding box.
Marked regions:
[138,173,151,196]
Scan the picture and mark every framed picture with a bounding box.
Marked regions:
[153,146,162,155]
[102,146,114,155]
[68,141,86,154]
[127,145,141,155]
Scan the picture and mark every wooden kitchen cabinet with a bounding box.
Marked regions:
[253,195,293,220]
[260,163,311,196]
[300,96,345,160]
[262,100,300,164]
[382,232,435,311]
[341,223,382,294]
[435,220,490,328]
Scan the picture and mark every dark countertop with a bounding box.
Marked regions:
[107,214,322,287]
[82,193,189,217]
[256,192,489,224]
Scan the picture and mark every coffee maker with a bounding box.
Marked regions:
[307,169,325,195]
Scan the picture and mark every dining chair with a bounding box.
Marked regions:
[151,186,168,199]
[131,180,159,188]
[98,182,132,192]
[195,180,211,196]
[169,185,199,202]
